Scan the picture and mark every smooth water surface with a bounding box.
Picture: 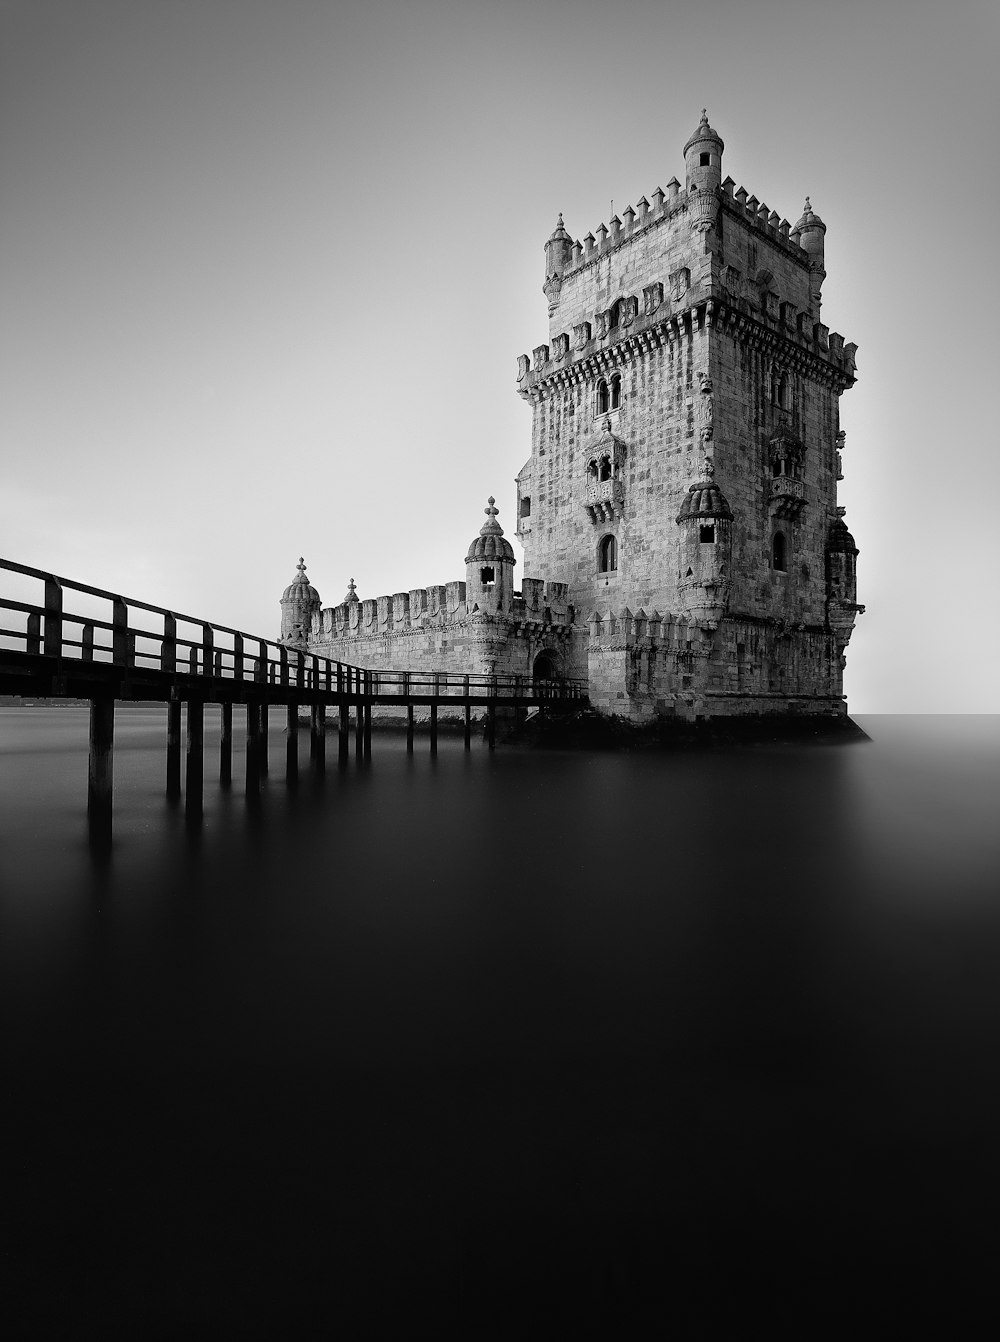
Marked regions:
[1,709,998,1334]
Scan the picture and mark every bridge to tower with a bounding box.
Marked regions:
[1,557,588,852]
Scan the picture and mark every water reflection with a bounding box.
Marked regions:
[1,709,998,1332]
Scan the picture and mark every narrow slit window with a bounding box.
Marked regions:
[596,379,609,414]
[519,496,531,518]
[610,373,622,410]
[599,535,617,572]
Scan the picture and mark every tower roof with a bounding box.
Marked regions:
[683,108,724,156]
[281,557,320,604]
[547,212,571,243]
[676,461,733,522]
[793,196,826,233]
[465,497,515,565]
[827,518,858,554]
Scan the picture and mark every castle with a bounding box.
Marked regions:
[279,112,863,722]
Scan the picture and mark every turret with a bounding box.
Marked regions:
[675,459,733,628]
[791,197,826,311]
[465,497,516,616]
[683,109,724,232]
[279,558,321,645]
[543,214,572,313]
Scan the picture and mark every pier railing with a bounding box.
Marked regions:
[0,558,587,703]
[1,557,588,850]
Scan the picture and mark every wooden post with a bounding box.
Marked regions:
[364,701,371,757]
[246,702,261,797]
[338,699,349,763]
[429,703,438,756]
[166,694,182,801]
[312,702,326,769]
[464,702,471,751]
[355,701,363,757]
[44,578,64,659]
[406,703,414,754]
[259,701,269,775]
[220,701,233,785]
[185,698,204,824]
[286,702,298,779]
[88,695,114,853]
[487,702,496,751]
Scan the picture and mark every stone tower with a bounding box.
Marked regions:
[279,558,321,647]
[465,498,515,617]
[514,111,863,720]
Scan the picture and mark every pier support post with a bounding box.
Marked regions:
[286,702,298,780]
[220,701,233,785]
[487,703,496,751]
[259,702,269,776]
[464,703,471,751]
[338,699,349,764]
[185,698,204,824]
[88,695,115,853]
[355,702,363,757]
[166,694,182,801]
[311,702,326,770]
[406,704,414,754]
[246,702,261,797]
[429,703,438,756]
[363,702,371,758]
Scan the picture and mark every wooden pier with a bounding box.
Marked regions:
[1,558,587,851]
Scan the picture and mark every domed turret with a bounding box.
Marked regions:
[791,197,826,308]
[543,213,573,312]
[676,459,733,628]
[279,558,321,645]
[683,109,724,231]
[465,497,516,616]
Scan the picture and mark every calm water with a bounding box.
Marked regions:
[2,709,998,1335]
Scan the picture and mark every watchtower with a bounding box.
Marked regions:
[514,112,863,719]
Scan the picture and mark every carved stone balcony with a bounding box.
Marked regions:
[769,474,806,520]
[586,478,624,523]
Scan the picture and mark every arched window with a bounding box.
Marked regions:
[599,455,612,482]
[769,363,779,404]
[772,532,787,572]
[610,373,622,410]
[596,379,609,414]
[777,371,789,410]
[599,534,617,572]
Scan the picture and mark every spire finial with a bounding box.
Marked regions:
[297,556,306,575]
[485,496,498,519]
[804,196,812,212]
[701,107,708,122]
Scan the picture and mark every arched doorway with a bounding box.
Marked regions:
[532,650,559,682]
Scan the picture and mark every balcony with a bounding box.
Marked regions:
[585,478,624,524]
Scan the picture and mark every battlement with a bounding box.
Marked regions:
[310,577,573,644]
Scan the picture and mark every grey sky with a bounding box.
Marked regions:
[2,0,998,711]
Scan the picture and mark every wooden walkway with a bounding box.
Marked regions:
[0,558,588,849]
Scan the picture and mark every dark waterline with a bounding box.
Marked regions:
[2,710,998,1334]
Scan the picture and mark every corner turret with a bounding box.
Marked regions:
[543,214,572,313]
[675,459,733,628]
[465,497,516,616]
[791,197,826,311]
[279,558,321,645]
[683,109,723,232]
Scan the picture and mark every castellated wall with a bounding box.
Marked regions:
[304,578,588,703]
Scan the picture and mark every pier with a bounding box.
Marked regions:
[0,558,588,851]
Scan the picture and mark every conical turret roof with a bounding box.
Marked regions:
[465,497,515,564]
[676,460,733,522]
[281,558,320,605]
[684,108,724,156]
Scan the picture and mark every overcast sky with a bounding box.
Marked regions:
[2,0,997,712]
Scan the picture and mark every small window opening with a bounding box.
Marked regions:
[596,379,609,414]
[685,567,694,578]
[699,524,715,544]
[772,458,782,477]
[587,460,598,480]
[519,496,531,518]
[772,533,787,572]
[599,456,612,482]
[599,534,617,572]
[700,152,711,166]
[481,565,495,588]
[610,373,622,409]
[777,372,789,410]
